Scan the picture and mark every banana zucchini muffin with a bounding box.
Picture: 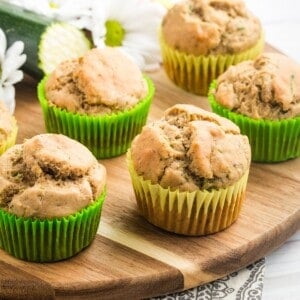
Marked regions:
[0,133,106,261]
[45,47,148,115]
[160,0,264,95]
[128,104,251,235]
[38,47,155,158]
[209,52,300,162]
[0,101,18,155]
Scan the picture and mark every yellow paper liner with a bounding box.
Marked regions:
[159,32,264,95]
[127,151,249,236]
[0,119,18,156]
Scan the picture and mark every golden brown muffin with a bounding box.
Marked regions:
[131,104,250,191]
[128,104,251,235]
[162,0,262,55]
[45,47,148,115]
[214,53,300,119]
[0,133,106,218]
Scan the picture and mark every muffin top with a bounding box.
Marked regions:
[0,134,106,218]
[45,47,148,115]
[213,53,300,119]
[0,101,16,146]
[161,0,262,55]
[131,104,250,192]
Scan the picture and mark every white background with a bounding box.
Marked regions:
[244,1,300,299]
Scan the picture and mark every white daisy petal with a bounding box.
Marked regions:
[1,85,16,114]
[4,70,24,85]
[2,53,26,81]
[0,29,26,113]
[120,46,146,70]
[5,41,25,63]
[89,0,164,71]
[0,29,7,63]
[124,32,162,69]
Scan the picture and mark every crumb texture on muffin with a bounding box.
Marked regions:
[0,102,15,145]
[131,104,250,191]
[214,53,300,119]
[45,47,148,115]
[0,134,106,218]
[161,0,262,55]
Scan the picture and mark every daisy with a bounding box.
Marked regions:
[89,0,166,71]
[0,29,26,113]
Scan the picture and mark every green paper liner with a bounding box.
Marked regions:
[127,151,249,236]
[38,76,154,159]
[0,119,18,156]
[208,81,300,162]
[159,31,264,95]
[0,189,106,262]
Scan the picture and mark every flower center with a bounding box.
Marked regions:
[49,1,59,9]
[105,20,125,47]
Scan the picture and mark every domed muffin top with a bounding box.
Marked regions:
[161,0,262,55]
[131,104,250,191]
[45,47,148,115]
[214,53,300,119]
[0,134,106,218]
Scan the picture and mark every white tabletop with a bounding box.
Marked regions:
[245,1,300,299]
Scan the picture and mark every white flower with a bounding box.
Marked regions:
[5,0,92,29]
[5,0,167,71]
[89,0,166,71]
[0,29,26,113]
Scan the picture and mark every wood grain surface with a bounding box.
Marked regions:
[0,45,299,299]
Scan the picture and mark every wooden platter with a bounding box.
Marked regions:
[0,45,299,300]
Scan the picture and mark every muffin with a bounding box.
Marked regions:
[0,133,106,262]
[209,52,300,162]
[160,0,264,95]
[0,101,18,155]
[38,47,155,159]
[127,104,251,235]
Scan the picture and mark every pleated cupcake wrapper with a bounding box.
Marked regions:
[38,76,154,159]
[208,81,300,162]
[0,190,106,262]
[0,119,18,156]
[127,152,249,236]
[159,32,264,95]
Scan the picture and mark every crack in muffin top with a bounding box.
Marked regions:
[131,104,250,191]
[214,53,300,119]
[0,134,106,218]
[162,0,262,55]
[45,47,148,115]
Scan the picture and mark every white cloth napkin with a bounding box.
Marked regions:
[153,259,265,300]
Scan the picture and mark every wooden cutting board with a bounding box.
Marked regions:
[0,44,299,300]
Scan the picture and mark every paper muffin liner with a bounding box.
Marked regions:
[0,189,106,262]
[38,76,154,159]
[208,81,300,162]
[0,119,18,156]
[127,151,249,236]
[159,32,264,95]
